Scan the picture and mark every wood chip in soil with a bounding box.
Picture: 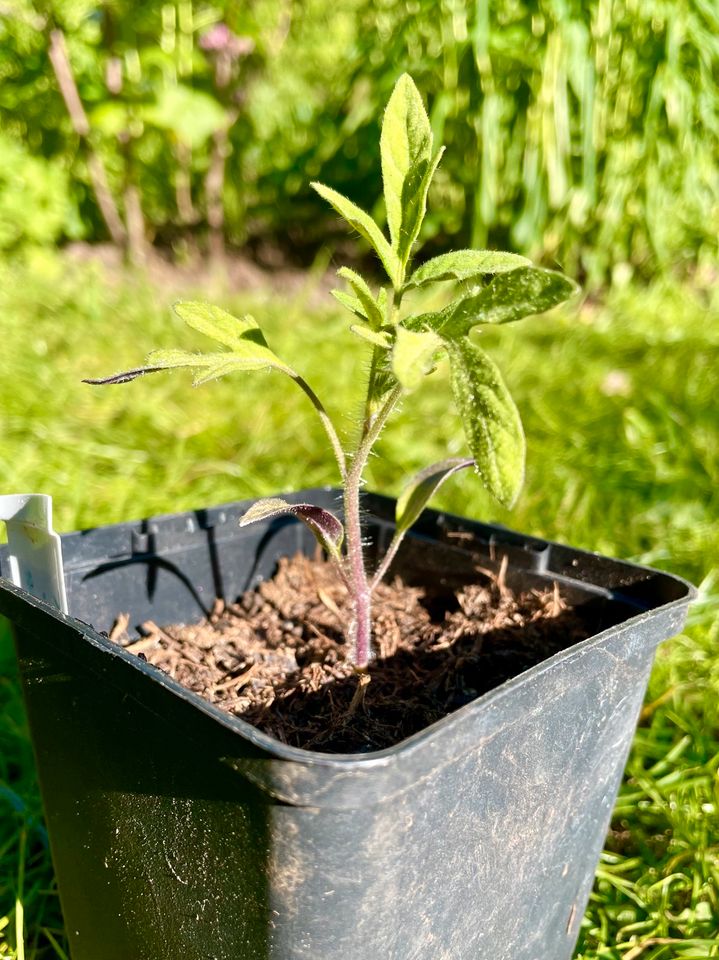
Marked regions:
[110,553,590,753]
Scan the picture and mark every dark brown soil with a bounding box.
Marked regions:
[110,554,590,753]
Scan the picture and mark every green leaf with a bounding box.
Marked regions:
[331,289,367,320]
[377,287,388,315]
[311,181,400,286]
[392,326,443,391]
[239,497,344,561]
[380,74,434,266]
[398,146,444,269]
[369,365,398,405]
[350,325,393,349]
[405,249,531,290]
[407,267,579,339]
[396,457,475,534]
[83,304,293,387]
[447,338,525,507]
[173,301,269,350]
[337,267,384,328]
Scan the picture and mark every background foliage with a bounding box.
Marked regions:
[2,0,719,281]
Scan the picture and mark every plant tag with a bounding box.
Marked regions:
[0,494,68,614]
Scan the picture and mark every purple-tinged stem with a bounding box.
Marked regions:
[344,383,403,667]
[343,462,372,668]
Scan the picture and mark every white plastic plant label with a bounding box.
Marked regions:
[0,494,68,614]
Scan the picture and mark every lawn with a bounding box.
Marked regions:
[0,250,717,958]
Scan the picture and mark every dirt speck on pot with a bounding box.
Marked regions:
[110,554,590,752]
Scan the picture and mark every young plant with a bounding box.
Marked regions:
[85,74,579,670]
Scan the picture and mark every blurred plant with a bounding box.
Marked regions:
[1,0,718,281]
[198,22,254,260]
[0,133,69,250]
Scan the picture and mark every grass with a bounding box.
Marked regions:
[0,249,717,958]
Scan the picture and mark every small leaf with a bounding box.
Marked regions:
[350,325,393,349]
[407,267,579,339]
[395,458,475,534]
[396,146,444,268]
[239,498,344,560]
[173,301,268,350]
[405,249,531,290]
[337,267,384,328]
[84,305,294,387]
[447,338,525,507]
[392,326,443,391]
[369,365,398,405]
[311,181,400,286]
[331,289,367,320]
[380,74,433,264]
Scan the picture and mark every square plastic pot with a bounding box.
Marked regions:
[0,488,694,960]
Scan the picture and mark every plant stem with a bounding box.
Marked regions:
[344,383,403,667]
[292,374,347,480]
[345,278,406,666]
[369,529,404,592]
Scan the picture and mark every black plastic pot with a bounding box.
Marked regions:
[0,488,693,960]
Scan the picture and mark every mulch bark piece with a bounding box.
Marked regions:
[111,553,590,753]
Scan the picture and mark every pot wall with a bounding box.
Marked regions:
[0,490,693,960]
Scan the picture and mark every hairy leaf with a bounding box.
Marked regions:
[447,339,525,507]
[84,305,293,387]
[311,181,400,285]
[173,301,269,350]
[239,498,344,560]
[405,249,531,289]
[337,267,384,328]
[377,287,388,315]
[350,325,393,349]
[369,365,398,405]
[331,289,367,320]
[392,326,442,390]
[395,457,475,534]
[380,74,434,266]
[407,267,579,338]
[397,146,444,268]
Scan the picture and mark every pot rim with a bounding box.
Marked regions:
[0,490,696,771]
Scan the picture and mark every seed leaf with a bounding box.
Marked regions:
[239,497,344,560]
[396,457,475,534]
[337,267,384,328]
[392,326,443,391]
[311,181,400,286]
[405,249,531,290]
[447,338,525,507]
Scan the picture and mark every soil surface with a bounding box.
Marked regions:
[110,554,590,752]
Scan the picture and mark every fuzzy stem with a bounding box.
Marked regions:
[344,384,403,667]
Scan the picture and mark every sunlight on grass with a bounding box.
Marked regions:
[0,252,717,958]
